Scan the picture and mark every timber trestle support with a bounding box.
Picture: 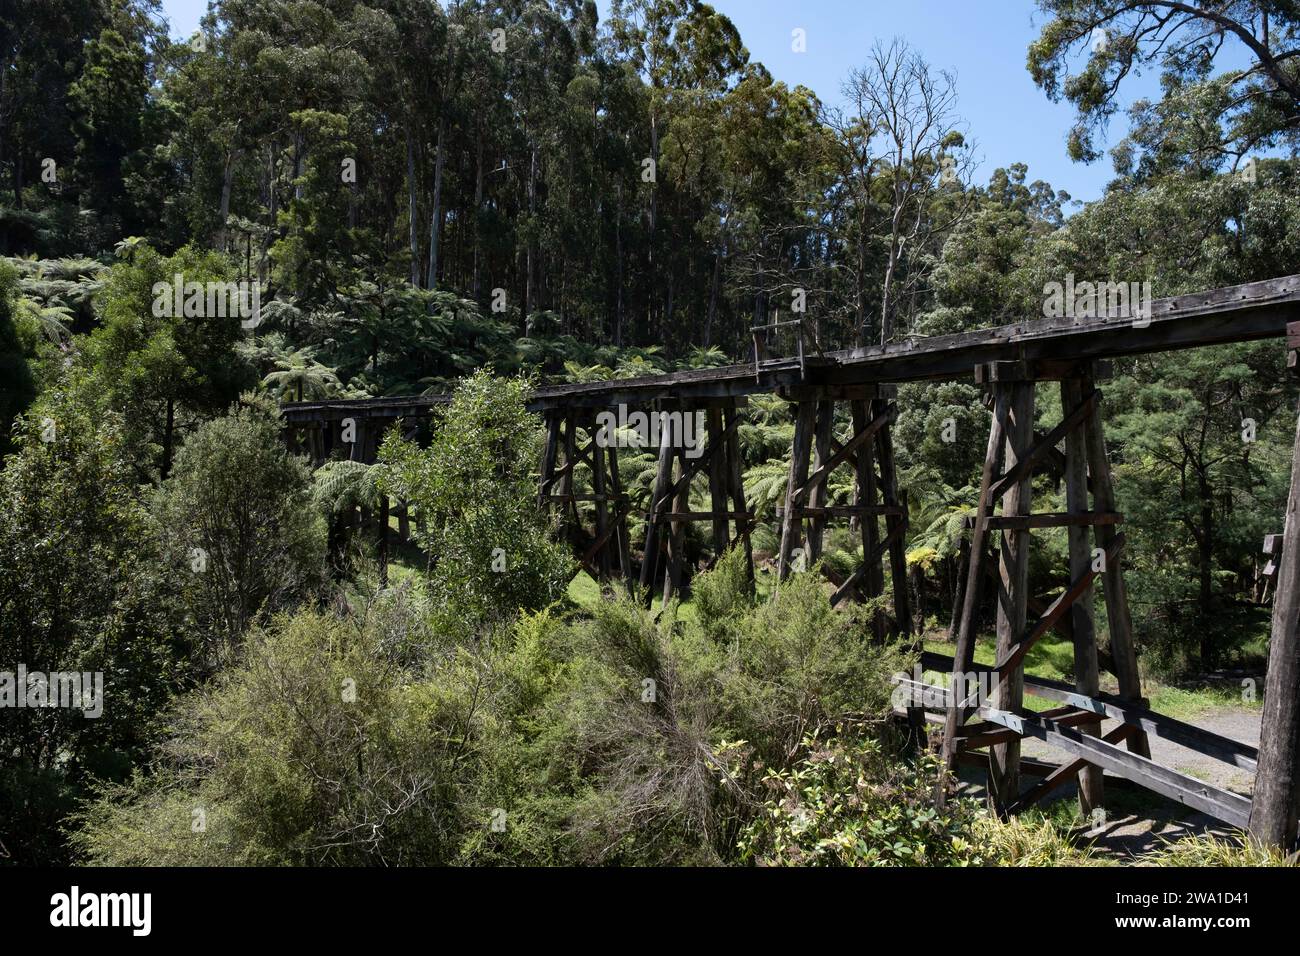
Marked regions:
[775,384,911,638]
[279,273,1300,848]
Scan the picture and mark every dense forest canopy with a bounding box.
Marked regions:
[2,0,1300,867]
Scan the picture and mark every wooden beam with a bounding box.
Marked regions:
[969,511,1122,530]
[1009,724,1135,814]
[980,708,1253,829]
[831,520,906,607]
[1250,363,1300,847]
[921,652,1258,772]
[806,400,835,561]
[942,385,1011,780]
[1061,374,1104,815]
[1081,363,1149,758]
[778,401,818,581]
[283,275,1300,420]
[987,390,1098,503]
[794,404,895,504]
[989,380,1035,813]
[779,504,906,519]
[993,533,1127,680]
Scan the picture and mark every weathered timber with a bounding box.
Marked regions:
[989,380,1034,814]
[1081,364,1150,759]
[283,275,1300,424]
[1062,375,1104,814]
[1250,343,1300,847]
[968,511,1121,530]
[921,653,1258,772]
[941,386,1011,781]
[777,401,818,581]
[1009,724,1135,814]
[980,708,1253,829]
[875,399,912,640]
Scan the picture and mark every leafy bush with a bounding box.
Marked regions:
[153,395,326,666]
[379,369,573,639]
[738,730,992,866]
[73,607,485,866]
[0,391,191,863]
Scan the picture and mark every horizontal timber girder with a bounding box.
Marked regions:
[281,274,1300,425]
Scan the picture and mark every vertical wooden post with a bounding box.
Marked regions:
[539,411,561,508]
[723,403,755,586]
[349,420,366,462]
[948,537,971,642]
[640,431,676,598]
[561,411,578,531]
[1081,364,1150,758]
[941,385,1010,780]
[875,399,912,640]
[662,447,690,604]
[1062,375,1104,815]
[988,380,1034,814]
[806,400,835,562]
[590,412,612,581]
[851,399,886,638]
[778,401,817,581]
[706,406,730,557]
[1249,327,1300,849]
[608,445,634,588]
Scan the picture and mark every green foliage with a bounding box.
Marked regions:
[73,534,909,867]
[152,395,326,666]
[1139,833,1297,867]
[0,389,191,863]
[72,606,484,866]
[80,241,254,477]
[379,370,573,638]
[972,814,1105,867]
[738,731,991,866]
[0,262,38,456]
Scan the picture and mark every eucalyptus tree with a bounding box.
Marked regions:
[1030,0,1300,170]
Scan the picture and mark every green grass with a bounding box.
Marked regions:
[566,570,603,610]
[923,631,1259,720]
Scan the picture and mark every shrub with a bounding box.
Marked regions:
[0,391,191,863]
[73,607,484,866]
[153,395,326,666]
[379,369,573,639]
[738,730,992,866]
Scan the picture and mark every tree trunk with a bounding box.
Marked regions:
[1199,469,1216,667]
[1250,397,1300,849]
[524,143,538,317]
[427,112,447,289]
[472,127,484,302]
[407,125,419,286]
[218,149,238,249]
[614,182,624,346]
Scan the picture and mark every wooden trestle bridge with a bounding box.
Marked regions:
[283,273,1300,849]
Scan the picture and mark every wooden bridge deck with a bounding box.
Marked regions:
[282,274,1300,423]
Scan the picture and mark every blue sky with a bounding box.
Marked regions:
[156,0,1173,205]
